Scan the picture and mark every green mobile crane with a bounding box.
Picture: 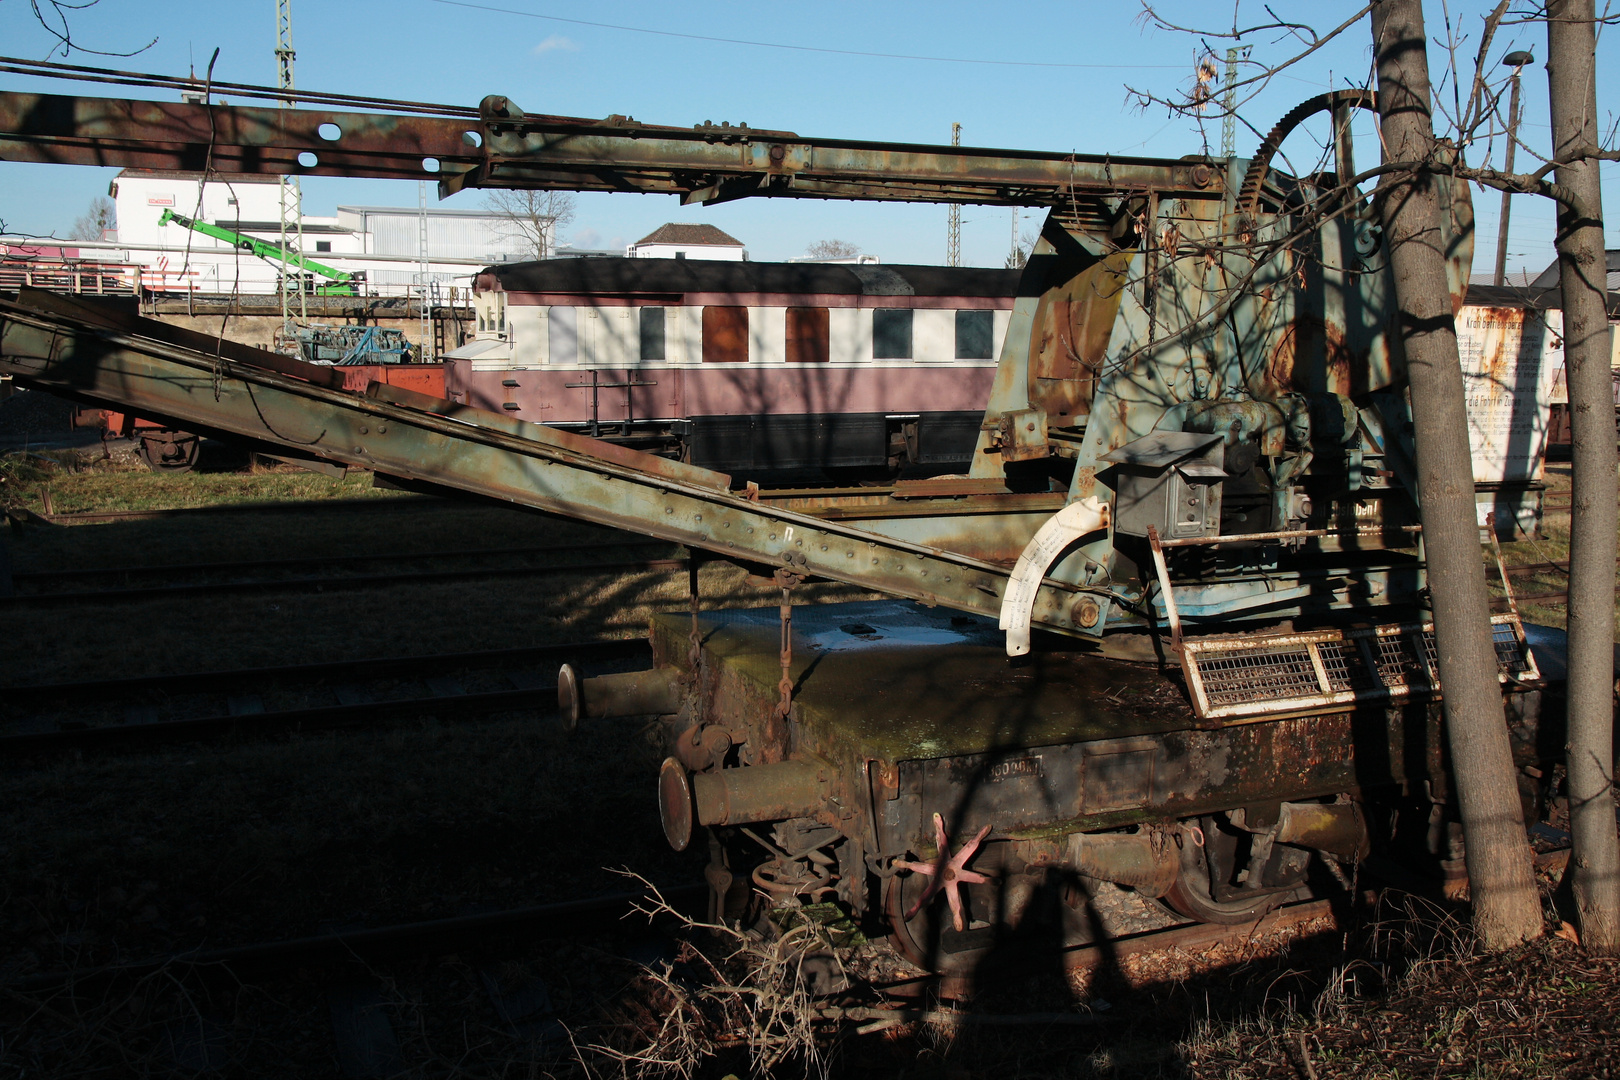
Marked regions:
[156,209,364,295]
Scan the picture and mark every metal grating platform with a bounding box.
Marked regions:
[1182,614,1539,721]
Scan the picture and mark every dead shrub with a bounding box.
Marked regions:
[580,874,840,1080]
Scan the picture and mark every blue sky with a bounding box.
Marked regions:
[2,0,1616,276]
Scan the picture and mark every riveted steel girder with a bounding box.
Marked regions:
[0,90,1223,208]
[0,292,1102,639]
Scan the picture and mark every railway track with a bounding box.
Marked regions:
[9,537,670,586]
[0,885,1347,1076]
[5,549,1599,608]
[0,638,649,753]
[2,887,1338,1038]
[24,492,444,525]
[1536,493,1620,512]
[2,542,687,606]
[1494,554,1620,609]
[4,883,710,994]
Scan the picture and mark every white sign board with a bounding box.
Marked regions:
[1455,305,1562,485]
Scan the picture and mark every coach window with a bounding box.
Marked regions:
[702,306,749,362]
[785,307,829,363]
[872,308,913,359]
[955,309,994,359]
[640,307,666,361]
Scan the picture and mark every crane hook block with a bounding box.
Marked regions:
[999,497,1108,657]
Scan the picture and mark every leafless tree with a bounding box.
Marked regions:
[1005,229,1038,269]
[1124,0,1620,951]
[1545,0,1619,957]
[805,239,861,260]
[483,188,575,260]
[68,195,113,241]
[1371,0,1542,950]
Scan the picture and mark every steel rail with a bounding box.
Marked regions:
[1,638,645,704]
[0,556,691,606]
[3,884,708,994]
[1507,590,1571,605]
[1532,494,1620,509]
[0,680,568,755]
[22,496,441,525]
[10,538,670,584]
[1497,554,1620,579]
[7,890,1331,998]
[871,898,1338,1002]
[0,295,1100,642]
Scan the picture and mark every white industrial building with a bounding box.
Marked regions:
[87,169,543,296]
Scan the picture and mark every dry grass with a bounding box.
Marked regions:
[1494,462,1620,638]
[2,444,402,515]
[1178,896,1620,1080]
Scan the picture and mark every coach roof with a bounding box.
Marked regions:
[479,259,1024,299]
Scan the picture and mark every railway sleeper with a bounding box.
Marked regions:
[558,598,1556,977]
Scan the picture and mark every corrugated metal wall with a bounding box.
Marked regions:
[337,207,534,261]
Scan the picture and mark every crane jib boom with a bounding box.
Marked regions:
[0,290,1100,639]
[154,209,357,292]
[0,90,1223,207]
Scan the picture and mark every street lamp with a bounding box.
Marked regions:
[1494,49,1536,287]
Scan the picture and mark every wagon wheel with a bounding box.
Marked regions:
[1237,88,1378,218]
[884,866,940,970]
[138,433,201,473]
[884,867,992,977]
[883,815,996,975]
[1160,816,1311,926]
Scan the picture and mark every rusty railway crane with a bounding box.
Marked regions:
[0,80,1549,972]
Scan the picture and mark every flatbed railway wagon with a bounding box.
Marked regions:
[446,260,1020,479]
[0,80,1572,976]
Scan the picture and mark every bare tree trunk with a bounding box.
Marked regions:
[1371,0,1543,948]
[1547,0,1620,955]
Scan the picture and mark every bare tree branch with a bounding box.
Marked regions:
[482,189,575,260]
[804,239,861,260]
[21,0,156,58]
[1129,2,1375,119]
[68,195,113,240]
[1135,1,1323,43]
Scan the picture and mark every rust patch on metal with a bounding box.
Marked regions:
[1027,253,1130,422]
[1266,312,1356,396]
[1470,306,1527,391]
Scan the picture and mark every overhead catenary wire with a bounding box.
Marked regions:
[423,0,1190,70]
[0,54,477,117]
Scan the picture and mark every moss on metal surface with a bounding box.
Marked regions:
[654,600,1195,762]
